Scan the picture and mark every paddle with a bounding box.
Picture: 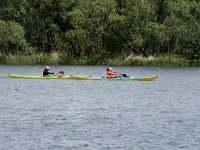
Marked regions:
[113,72,128,78]
[119,73,128,77]
[55,71,65,75]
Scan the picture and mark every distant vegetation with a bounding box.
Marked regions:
[0,0,200,66]
[1,53,199,66]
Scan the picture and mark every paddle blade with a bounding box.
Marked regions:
[56,71,65,75]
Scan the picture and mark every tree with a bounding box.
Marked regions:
[0,20,27,55]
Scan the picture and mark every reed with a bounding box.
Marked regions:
[105,54,191,67]
[3,55,58,65]
[0,53,198,66]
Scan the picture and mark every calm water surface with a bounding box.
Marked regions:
[0,66,200,150]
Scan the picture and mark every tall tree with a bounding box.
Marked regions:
[0,20,26,55]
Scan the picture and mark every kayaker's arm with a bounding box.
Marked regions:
[48,72,54,74]
[113,72,128,77]
[43,70,54,76]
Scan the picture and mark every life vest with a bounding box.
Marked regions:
[106,70,113,78]
[106,71,117,78]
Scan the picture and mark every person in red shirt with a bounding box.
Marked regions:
[106,68,118,78]
[106,68,128,78]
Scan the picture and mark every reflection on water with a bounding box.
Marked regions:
[0,66,200,150]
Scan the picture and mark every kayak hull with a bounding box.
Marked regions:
[69,75,159,81]
[7,74,71,79]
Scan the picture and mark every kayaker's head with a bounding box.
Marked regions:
[45,66,50,70]
[107,67,112,71]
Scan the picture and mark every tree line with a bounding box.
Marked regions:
[0,0,200,60]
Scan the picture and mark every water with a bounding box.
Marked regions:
[0,66,200,150]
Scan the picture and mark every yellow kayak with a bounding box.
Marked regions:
[7,74,71,79]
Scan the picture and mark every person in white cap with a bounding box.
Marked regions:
[43,66,54,76]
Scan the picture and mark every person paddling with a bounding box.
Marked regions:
[106,67,128,78]
[106,68,118,78]
[43,66,54,76]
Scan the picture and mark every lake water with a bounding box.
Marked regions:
[0,66,200,150]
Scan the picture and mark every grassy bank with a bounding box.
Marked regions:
[0,54,199,67]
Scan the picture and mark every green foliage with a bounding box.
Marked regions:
[0,20,27,54]
[0,56,6,64]
[0,0,199,64]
